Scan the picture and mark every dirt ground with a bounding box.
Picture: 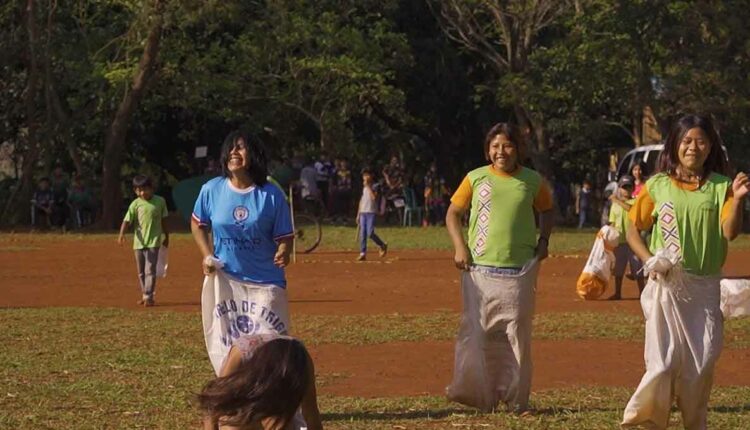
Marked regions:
[2,235,750,397]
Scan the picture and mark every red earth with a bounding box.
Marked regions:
[2,235,749,397]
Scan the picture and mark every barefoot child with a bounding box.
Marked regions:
[356,168,387,261]
[445,122,554,413]
[118,175,169,307]
[607,174,645,300]
[622,115,749,429]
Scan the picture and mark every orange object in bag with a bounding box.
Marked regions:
[576,225,619,300]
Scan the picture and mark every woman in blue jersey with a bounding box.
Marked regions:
[192,131,300,382]
[191,130,294,283]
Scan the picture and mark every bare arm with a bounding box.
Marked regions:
[191,220,215,275]
[117,221,129,245]
[535,210,554,260]
[300,353,323,430]
[722,172,749,241]
[626,219,652,262]
[446,203,471,270]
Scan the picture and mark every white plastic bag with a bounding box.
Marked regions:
[156,246,169,278]
[720,278,750,319]
[576,225,619,300]
[201,271,290,375]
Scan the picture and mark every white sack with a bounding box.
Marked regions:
[622,263,722,429]
[446,259,539,412]
[720,278,750,319]
[201,271,290,375]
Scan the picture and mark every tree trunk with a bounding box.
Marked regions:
[631,110,643,147]
[642,105,662,146]
[100,1,164,228]
[513,105,552,178]
[2,0,41,224]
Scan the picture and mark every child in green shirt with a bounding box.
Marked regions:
[118,175,169,307]
[607,174,644,300]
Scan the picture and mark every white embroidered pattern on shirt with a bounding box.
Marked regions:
[474,180,492,257]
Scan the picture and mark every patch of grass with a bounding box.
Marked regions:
[316,387,750,429]
[0,308,748,429]
[3,229,750,253]
[314,226,605,254]
[0,245,42,252]
[2,308,748,351]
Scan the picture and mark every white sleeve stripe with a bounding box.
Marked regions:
[191,213,208,225]
[274,232,295,241]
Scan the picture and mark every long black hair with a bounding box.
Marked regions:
[220,130,269,186]
[197,338,311,429]
[658,114,729,177]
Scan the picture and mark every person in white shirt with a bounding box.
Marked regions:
[356,168,388,261]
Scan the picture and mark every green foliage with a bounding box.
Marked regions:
[4,0,750,225]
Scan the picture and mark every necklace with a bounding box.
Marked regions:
[675,167,703,184]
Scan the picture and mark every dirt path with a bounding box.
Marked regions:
[3,235,749,398]
[311,340,750,397]
[3,239,749,314]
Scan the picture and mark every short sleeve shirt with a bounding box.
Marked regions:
[450,165,553,268]
[192,177,294,286]
[123,195,168,249]
[609,198,634,244]
[628,173,733,275]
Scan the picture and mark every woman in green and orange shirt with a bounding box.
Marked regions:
[622,115,749,429]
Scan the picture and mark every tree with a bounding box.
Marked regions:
[100,0,165,228]
[429,0,575,176]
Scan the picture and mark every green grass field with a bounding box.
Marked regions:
[2,308,749,428]
[3,227,750,253]
[2,229,750,428]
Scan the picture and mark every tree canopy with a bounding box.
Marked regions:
[2,0,749,226]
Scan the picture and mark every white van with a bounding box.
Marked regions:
[614,144,663,180]
[614,144,729,181]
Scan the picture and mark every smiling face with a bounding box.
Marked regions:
[487,133,518,173]
[631,164,642,180]
[226,137,250,176]
[677,127,711,173]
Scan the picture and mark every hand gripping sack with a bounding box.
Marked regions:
[201,271,290,375]
[720,278,750,319]
[576,225,619,300]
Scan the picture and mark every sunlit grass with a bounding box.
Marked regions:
[1,308,748,428]
[3,228,749,253]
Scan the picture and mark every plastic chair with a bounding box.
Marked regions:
[402,187,423,227]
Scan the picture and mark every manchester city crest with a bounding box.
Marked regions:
[233,205,249,223]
